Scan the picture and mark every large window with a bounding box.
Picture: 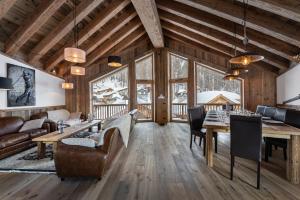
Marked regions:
[196,63,242,111]
[135,54,154,120]
[169,53,188,121]
[91,67,129,119]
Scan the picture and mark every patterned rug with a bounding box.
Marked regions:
[0,131,95,173]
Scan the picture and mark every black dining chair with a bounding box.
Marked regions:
[230,115,262,189]
[188,106,218,156]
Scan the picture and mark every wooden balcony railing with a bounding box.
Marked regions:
[93,104,128,120]
[137,104,152,119]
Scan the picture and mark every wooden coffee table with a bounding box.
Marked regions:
[32,120,101,159]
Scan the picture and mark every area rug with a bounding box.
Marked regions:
[0,131,95,173]
[0,145,55,172]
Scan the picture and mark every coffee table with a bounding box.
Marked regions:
[32,120,101,159]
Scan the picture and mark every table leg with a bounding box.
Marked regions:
[206,128,214,167]
[52,142,58,154]
[287,135,300,184]
[37,142,46,159]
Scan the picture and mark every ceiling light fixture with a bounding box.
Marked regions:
[71,66,85,75]
[64,2,86,63]
[108,56,122,67]
[62,82,74,89]
[229,0,264,66]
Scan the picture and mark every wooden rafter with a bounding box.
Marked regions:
[0,0,17,20]
[45,0,132,71]
[235,0,300,23]
[164,29,279,74]
[85,23,144,67]
[173,0,300,47]
[157,0,299,61]
[131,0,164,48]
[28,0,105,65]
[5,0,66,55]
[160,15,289,70]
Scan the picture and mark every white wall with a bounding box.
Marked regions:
[0,53,65,109]
[277,63,300,105]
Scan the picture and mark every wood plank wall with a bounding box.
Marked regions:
[0,105,66,120]
[65,37,277,123]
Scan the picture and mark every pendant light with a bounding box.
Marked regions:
[108,56,122,67]
[224,74,239,81]
[64,2,86,63]
[0,77,13,90]
[62,82,74,89]
[229,0,264,65]
[71,66,85,75]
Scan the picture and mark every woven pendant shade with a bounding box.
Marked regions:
[71,66,85,75]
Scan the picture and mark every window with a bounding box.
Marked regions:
[169,53,188,121]
[91,67,128,119]
[135,54,154,120]
[196,63,242,111]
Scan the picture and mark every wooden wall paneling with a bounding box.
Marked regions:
[188,58,195,108]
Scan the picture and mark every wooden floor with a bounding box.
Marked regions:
[1,122,300,200]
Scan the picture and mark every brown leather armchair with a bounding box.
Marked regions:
[0,117,48,159]
[54,128,123,180]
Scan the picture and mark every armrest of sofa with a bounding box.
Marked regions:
[42,123,50,133]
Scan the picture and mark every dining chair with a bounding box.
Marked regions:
[230,115,262,189]
[187,106,218,156]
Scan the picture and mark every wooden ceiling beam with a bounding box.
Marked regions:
[235,0,300,23]
[164,29,279,74]
[5,0,66,55]
[0,0,18,20]
[160,15,289,70]
[173,0,300,47]
[85,23,144,67]
[157,0,299,61]
[131,0,164,48]
[45,0,133,71]
[28,0,105,65]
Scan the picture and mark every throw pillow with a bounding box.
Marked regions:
[61,138,96,148]
[69,112,82,120]
[19,119,45,132]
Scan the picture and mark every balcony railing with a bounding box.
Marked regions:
[93,104,128,120]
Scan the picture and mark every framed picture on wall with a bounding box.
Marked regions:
[7,63,36,107]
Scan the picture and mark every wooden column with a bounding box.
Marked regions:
[188,59,195,108]
[128,50,136,112]
[155,48,168,125]
[287,135,300,184]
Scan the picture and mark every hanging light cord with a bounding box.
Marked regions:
[73,1,78,48]
[243,0,248,50]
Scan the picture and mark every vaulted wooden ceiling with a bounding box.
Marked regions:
[0,0,299,77]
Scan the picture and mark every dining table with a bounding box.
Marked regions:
[203,110,300,184]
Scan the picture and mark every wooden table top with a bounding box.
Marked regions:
[203,111,300,139]
[32,120,101,143]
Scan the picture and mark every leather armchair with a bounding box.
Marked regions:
[54,128,123,179]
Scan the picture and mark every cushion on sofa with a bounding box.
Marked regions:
[19,119,45,132]
[0,133,30,149]
[0,117,24,136]
[69,112,82,120]
[273,108,287,122]
[47,109,70,122]
[89,131,105,146]
[264,107,276,118]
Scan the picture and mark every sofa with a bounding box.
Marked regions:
[54,128,123,179]
[255,105,300,161]
[30,112,57,132]
[0,116,49,159]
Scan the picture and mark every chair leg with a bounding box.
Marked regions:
[269,144,272,157]
[230,155,234,180]
[257,161,261,189]
[265,142,269,162]
[190,134,193,149]
[194,135,196,142]
[214,134,218,153]
[199,137,202,147]
[203,137,206,156]
[283,147,287,161]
